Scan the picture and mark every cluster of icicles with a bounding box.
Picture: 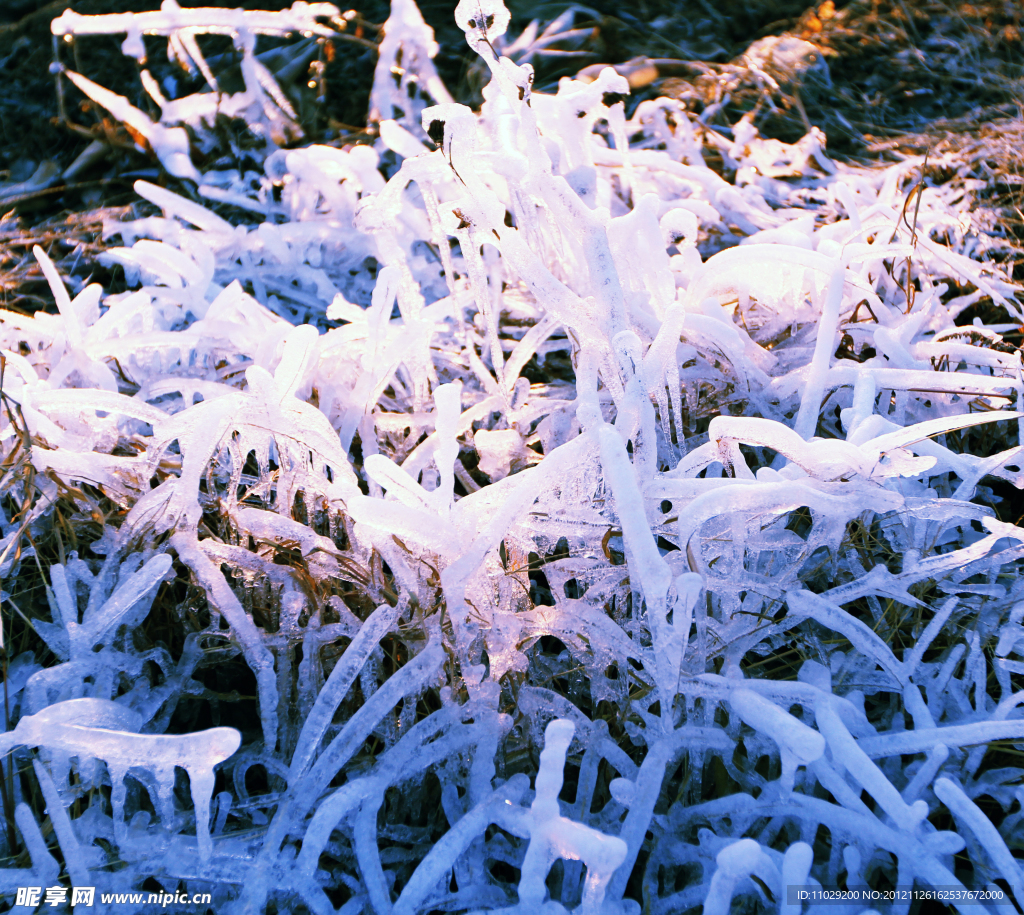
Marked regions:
[0,0,1022,912]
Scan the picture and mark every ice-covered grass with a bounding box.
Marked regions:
[0,0,1022,912]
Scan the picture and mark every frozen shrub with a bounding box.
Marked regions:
[0,0,1022,911]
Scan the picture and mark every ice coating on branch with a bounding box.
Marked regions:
[0,700,240,861]
[731,688,824,788]
[4,0,1024,908]
[455,0,511,48]
[371,0,453,129]
[933,778,1024,890]
[704,839,779,915]
[0,805,60,893]
[63,70,200,182]
[519,719,628,914]
[53,3,343,178]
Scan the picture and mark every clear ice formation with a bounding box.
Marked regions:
[2,0,1023,911]
[51,3,344,178]
[0,700,239,861]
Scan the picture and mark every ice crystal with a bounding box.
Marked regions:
[1,0,1023,912]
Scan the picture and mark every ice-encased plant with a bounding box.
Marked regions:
[1,0,1023,912]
